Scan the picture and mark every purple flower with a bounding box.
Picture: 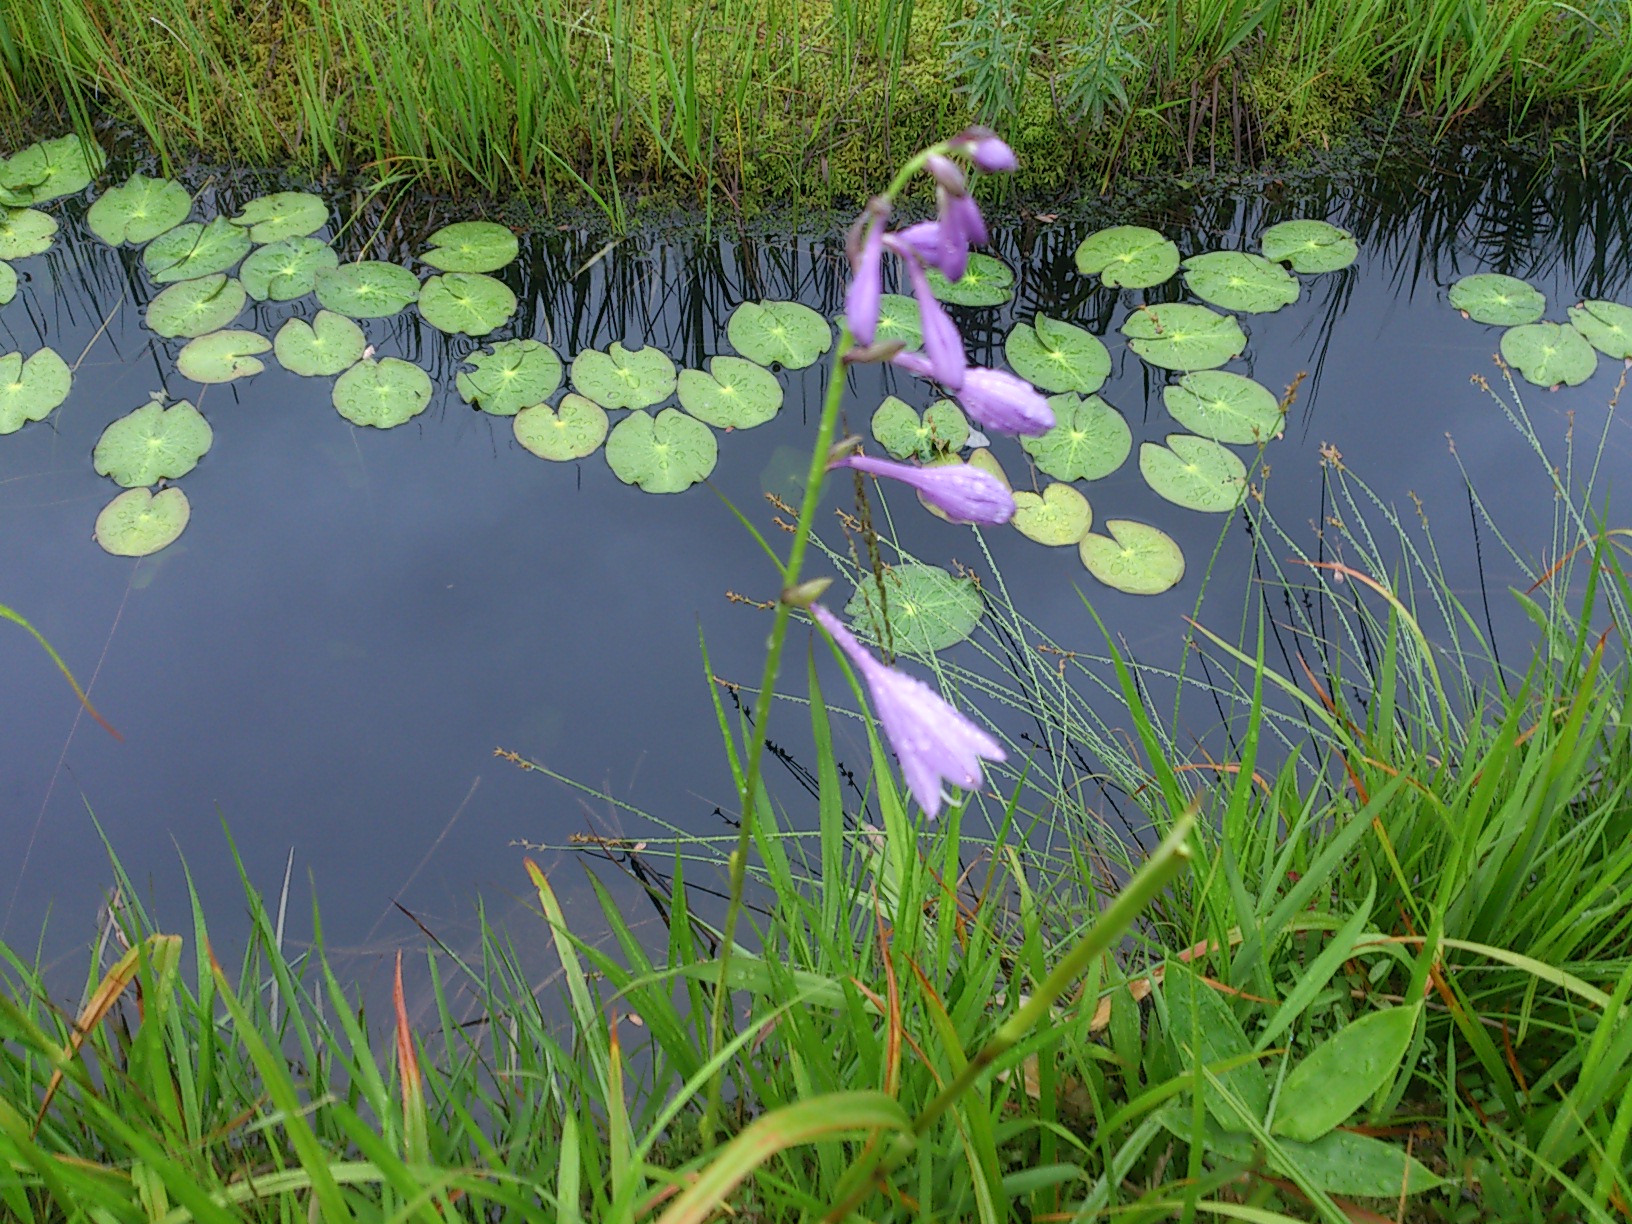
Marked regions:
[966,133,1018,173]
[894,243,966,390]
[925,153,967,194]
[893,220,967,281]
[844,199,889,346]
[832,452,1015,525]
[888,354,1055,437]
[944,190,987,248]
[809,604,1005,819]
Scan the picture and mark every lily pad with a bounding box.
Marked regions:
[176,329,272,384]
[1259,220,1357,273]
[604,407,717,493]
[231,192,328,243]
[421,221,519,273]
[728,300,833,369]
[1004,314,1111,393]
[1140,434,1248,512]
[86,173,191,245]
[274,311,367,377]
[0,136,105,204]
[1019,393,1131,481]
[844,563,982,654]
[967,447,1010,489]
[1500,322,1597,388]
[571,342,678,410]
[677,356,783,429]
[1079,520,1185,595]
[1182,251,1300,314]
[872,396,969,460]
[1012,483,1092,546]
[1568,300,1632,359]
[332,357,434,428]
[514,394,609,461]
[0,261,15,305]
[0,347,72,434]
[1122,303,1246,371]
[1074,225,1180,289]
[145,274,246,339]
[1448,273,1545,326]
[93,395,213,486]
[315,261,421,318]
[94,487,190,557]
[418,272,517,336]
[0,209,57,260]
[142,217,252,284]
[1162,371,1283,444]
[457,339,563,415]
[871,294,924,350]
[925,253,1014,306]
[239,237,339,301]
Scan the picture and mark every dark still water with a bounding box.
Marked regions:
[2,147,1628,963]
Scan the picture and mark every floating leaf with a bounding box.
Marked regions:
[1004,314,1110,393]
[604,407,717,493]
[0,209,57,260]
[871,396,969,460]
[1079,520,1185,595]
[1020,393,1131,481]
[1140,434,1248,511]
[677,356,783,429]
[176,329,271,384]
[333,357,434,428]
[421,221,519,273]
[86,173,191,245]
[1012,483,1091,546]
[571,342,677,410]
[274,311,367,377]
[1182,251,1300,314]
[1121,303,1246,371]
[231,191,327,243]
[145,274,246,339]
[0,347,71,434]
[1448,273,1545,326]
[0,261,15,305]
[871,294,924,349]
[457,339,563,415]
[315,261,421,318]
[844,564,982,654]
[1259,219,1357,273]
[1568,300,1632,359]
[239,237,339,301]
[95,487,190,557]
[1500,322,1597,387]
[728,300,833,369]
[0,136,104,204]
[93,395,213,487]
[925,252,1014,306]
[1073,225,1179,289]
[1162,371,1282,443]
[418,271,517,336]
[514,394,609,461]
[142,217,251,284]
[967,447,1009,489]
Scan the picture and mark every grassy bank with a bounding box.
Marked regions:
[2,0,1630,223]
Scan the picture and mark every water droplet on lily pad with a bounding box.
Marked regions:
[0,261,17,305]
[0,347,71,434]
[1004,314,1111,393]
[844,563,982,654]
[1182,251,1300,314]
[1568,300,1632,359]
[1500,322,1597,387]
[0,209,58,260]
[231,192,328,243]
[1122,303,1246,371]
[1140,434,1248,511]
[1259,219,1357,274]
[1012,482,1092,546]
[315,261,421,318]
[142,217,252,284]
[925,252,1014,306]
[571,342,677,410]
[1162,371,1283,443]
[514,393,609,461]
[1079,520,1185,594]
[604,407,717,493]
[274,311,367,377]
[421,221,519,273]
[146,273,246,339]
[418,271,518,336]
[677,356,783,429]
[728,300,833,369]
[240,237,339,301]
[94,486,190,558]
[177,330,271,384]
[1448,273,1545,326]
[86,173,191,246]
[457,339,563,415]
[1020,393,1131,481]
[871,396,969,460]
[333,357,433,428]
[93,395,213,487]
[0,136,104,205]
[1074,225,1179,289]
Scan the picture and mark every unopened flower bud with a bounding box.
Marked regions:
[844,338,906,365]
[826,434,865,465]
[782,577,834,608]
[925,153,967,195]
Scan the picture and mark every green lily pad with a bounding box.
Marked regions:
[274,311,367,377]
[418,272,517,336]
[844,563,982,654]
[0,261,15,305]
[1122,303,1246,371]
[925,253,1014,306]
[514,393,609,461]
[872,396,969,460]
[0,347,72,434]
[1568,300,1632,359]
[1019,393,1131,481]
[1079,520,1185,595]
[604,407,717,493]
[1259,219,1357,273]
[1004,314,1111,394]
[314,261,421,318]
[1012,483,1092,546]
[457,339,563,415]
[93,394,213,487]
[421,221,519,273]
[176,329,271,384]
[142,217,252,284]
[239,237,339,301]
[867,294,924,350]
[1448,273,1546,326]
[1500,322,1597,388]
[0,136,105,204]
[332,357,434,428]
[94,486,190,558]
[727,300,833,369]
[145,274,246,339]
[86,173,191,245]
[1140,434,1248,512]
[231,192,328,243]
[571,342,678,410]
[0,209,57,260]
[677,356,783,429]
[1162,371,1283,444]
[1074,225,1179,289]
[1182,251,1300,314]
[967,447,1010,488]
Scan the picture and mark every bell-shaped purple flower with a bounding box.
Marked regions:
[832,452,1015,525]
[888,354,1055,437]
[894,241,966,390]
[844,199,889,346]
[943,190,988,248]
[964,131,1018,172]
[893,220,967,282]
[809,604,1005,820]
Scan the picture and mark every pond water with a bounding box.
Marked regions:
[2,143,1628,968]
